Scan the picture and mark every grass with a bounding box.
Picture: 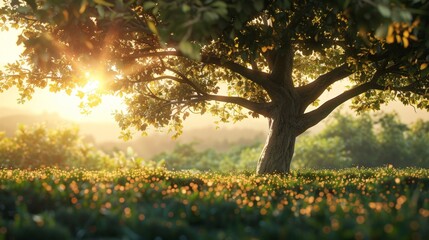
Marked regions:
[0,167,428,239]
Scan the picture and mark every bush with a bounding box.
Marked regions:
[0,125,156,170]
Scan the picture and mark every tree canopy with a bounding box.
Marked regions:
[1,0,428,173]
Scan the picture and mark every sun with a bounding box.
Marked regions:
[81,79,101,94]
[77,72,104,96]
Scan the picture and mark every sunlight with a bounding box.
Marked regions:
[81,79,101,94]
[76,72,104,96]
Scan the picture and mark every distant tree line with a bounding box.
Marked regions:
[154,112,429,171]
[293,112,429,169]
[0,112,428,171]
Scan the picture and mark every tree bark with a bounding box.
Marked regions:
[256,107,297,174]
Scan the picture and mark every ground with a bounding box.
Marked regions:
[0,167,428,239]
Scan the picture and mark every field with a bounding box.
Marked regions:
[0,167,428,239]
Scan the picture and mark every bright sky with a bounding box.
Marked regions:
[0,26,428,134]
[0,27,268,131]
[0,28,123,121]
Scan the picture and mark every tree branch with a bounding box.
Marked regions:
[200,55,277,97]
[262,50,275,70]
[267,3,309,98]
[122,50,279,98]
[297,64,352,108]
[297,81,375,134]
[200,94,272,117]
[297,64,429,134]
[270,41,294,90]
[156,94,271,117]
[126,73,271,117]
[163,66,207,95]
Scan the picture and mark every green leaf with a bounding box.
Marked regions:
[203,11,219,22]
[96,5,105,18]
[375,24,388,38]
[182,4,191,13]
[179,41,201,60]
[143,1,157,10]
[17,6,31,14]
[398,10,412,23]
[377,4,391,18]
[212,1,228,16]
[211,1,227,9]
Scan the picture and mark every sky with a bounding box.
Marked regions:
[1,25,428,136]
[0,28,122,122]
[0,27,270,132]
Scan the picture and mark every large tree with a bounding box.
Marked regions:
[1,0,428,174]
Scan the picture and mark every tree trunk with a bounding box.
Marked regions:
[256,110,297,174]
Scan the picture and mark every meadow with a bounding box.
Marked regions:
[0,167,428,239]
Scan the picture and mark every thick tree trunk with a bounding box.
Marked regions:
[256,110,297,174]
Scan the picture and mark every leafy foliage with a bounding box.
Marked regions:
[153,142,262,172]
[294,112,429,169]
[1,0,428,137]
[0,125,157,170]
[319,111,380,167]
[0,167,428,239]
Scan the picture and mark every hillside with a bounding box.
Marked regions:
[0,111,68,135]
[99,127,266,158]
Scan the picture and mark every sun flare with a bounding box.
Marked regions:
[81,79,101,94]
[77,72,104,96]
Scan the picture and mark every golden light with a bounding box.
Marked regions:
[81,79,101,94]
[76,72,104,96]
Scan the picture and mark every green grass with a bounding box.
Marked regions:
[0,167,428,239]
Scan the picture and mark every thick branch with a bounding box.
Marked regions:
[125,67,272,116]
[267,2,306,91]
[270,42,294,90]
[200,55,278,97]
[298,81,375,134]
[123,50,278,97]
[262,50,275,70]
[200,94,271,117]
[158,94,271,117]
[297,64,352,108]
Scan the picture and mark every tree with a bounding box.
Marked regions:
[153,142,217,170]
[294,112,429,169]
[0,124,90,168]
[293,134,352,169]
[1,0,428,174]
[376,113,410,167]
[321,112,379,167]
[407,119,429,168]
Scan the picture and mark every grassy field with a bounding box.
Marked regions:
[0,167,428,239]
